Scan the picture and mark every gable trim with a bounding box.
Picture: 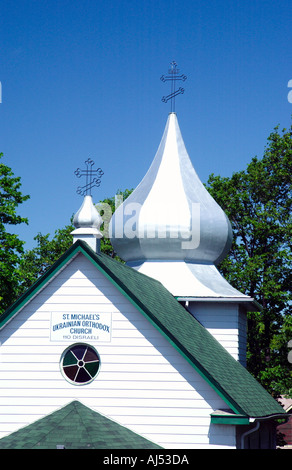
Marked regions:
[0,246,79,331]
[0,241,245,415]
[78,246,247,416]
[210,410,250,425]
[0,240,285,420]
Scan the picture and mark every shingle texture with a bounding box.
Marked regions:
[0,240,286,422]
[0,401,162,449]
[95,248,285,418]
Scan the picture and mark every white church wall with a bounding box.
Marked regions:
[188,302,247,365]
[0,253,236,449]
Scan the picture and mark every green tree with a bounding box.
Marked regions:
[18,223,74,293]
[0,153,30,314]
[206,123,292,396]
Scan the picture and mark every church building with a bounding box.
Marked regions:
[0,111,286,449]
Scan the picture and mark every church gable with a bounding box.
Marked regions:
[0,91,287,449]
[0,240,286,448]
[0,247,232,448]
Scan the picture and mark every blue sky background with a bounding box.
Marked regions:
[1,0,292,250]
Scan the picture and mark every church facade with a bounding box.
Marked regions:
[0,113,286,449]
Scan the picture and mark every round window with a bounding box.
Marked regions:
[61,344,100,385]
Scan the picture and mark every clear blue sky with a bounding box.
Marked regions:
[1,0,292,249]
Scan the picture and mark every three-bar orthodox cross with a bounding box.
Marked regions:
[161,61,187,112]
[74,158,104,196]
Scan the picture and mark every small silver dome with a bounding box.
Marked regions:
[71,195,103,252]
[73,195,102,229]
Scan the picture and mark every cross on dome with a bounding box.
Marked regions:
[161,61,187,112]
[74,158,104,196]
[72,158,104,252]
[108,112,247,299]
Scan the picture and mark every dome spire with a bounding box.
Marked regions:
[109,113,250,299]
[110,113,232,266]
[71,159,104,252]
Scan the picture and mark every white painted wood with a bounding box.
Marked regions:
[0,253,236,449]
[189,302,247,365]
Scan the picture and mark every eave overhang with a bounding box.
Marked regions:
[0,240,286,421]
[211,410,288,425]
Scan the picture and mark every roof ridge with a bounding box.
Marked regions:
[0,240,286,420]
[98,251,166,286]
[0,400,162,449]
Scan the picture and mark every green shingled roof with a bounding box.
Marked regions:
[0,401,162,449]
[0,240,286,421]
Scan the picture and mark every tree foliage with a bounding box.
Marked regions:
[0,153,30,314]
[18,223,74,293]
[206,123,292,396]
[1,122,291,397]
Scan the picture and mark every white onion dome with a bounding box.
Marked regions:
[110,113,232,266]
[73,195,102,230]
[71,195,103,253]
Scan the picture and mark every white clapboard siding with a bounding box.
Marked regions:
[0,253,236,449]
[189,302,247,364]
